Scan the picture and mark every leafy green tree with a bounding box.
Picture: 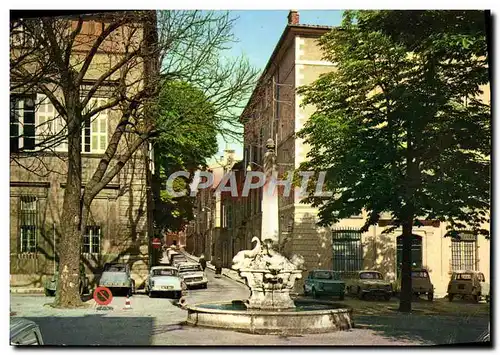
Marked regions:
[297,10,490,312]
[153,81,218,234]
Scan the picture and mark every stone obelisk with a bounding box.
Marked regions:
[260,139,279,245]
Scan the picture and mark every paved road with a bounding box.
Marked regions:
[10,269,489,346]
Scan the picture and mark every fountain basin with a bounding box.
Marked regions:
[186,299,353,335]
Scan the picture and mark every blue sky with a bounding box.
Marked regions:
[210,10,344,165]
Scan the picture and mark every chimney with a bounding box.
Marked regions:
[287,10,299,25]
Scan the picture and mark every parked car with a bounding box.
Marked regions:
[393,268,435,301]
[98,263,135,296]
[178,262,208,289]
[447,270,489,302]
[44,263,89,297]
[169,252,188,267]
[145,266,186,298]
[10,318,44,345]
[303,270,345,300]
[344,270,393,300]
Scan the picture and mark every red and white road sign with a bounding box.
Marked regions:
[152,238,162,249]
[93,286,113,305]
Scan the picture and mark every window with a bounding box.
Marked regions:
[179,265,202,273]
[11,95,36,152]
[451,231,477,271]
[153,268,177,276]
[104,264,126,272]
[82,98,108,153]
[411,271,429,278]
[37,95,67,151]
[227,204,233,229]
[396,235,423,278]
[315,271,333,280]
[19,196,37,253]
[331,228,362,272]
[82,225,101,254]
[360,272,383,280]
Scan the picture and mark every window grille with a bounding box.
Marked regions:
[451,231,477,271]
[19,196,37,253]
[331,228,362,272]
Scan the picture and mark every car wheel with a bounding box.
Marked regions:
[312,288,318,299]
[427,292,434,301]
[486,295,490,303]
[473,294,480,303]
[303,286,308,296]
[384,294,391,301]
[448,293,454,302]
[358,287,364,300]
[44,288,55,297]
[202,283,208,289]
[148,290,154,298]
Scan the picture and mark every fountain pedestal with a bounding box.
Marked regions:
[239,269,303,310]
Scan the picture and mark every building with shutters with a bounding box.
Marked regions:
[236,10,490,297]
[9,11,156,290]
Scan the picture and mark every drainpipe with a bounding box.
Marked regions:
[53,222,56,275]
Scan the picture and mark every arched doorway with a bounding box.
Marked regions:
[396,234,423,278]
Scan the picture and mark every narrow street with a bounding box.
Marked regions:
[10,269,489,346]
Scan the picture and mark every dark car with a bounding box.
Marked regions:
[10,318,44,345]
[44,263,89,297]
[304,270,345,300]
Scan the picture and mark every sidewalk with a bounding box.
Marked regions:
[180,250,247,286]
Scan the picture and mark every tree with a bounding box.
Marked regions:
[153,81,219,233]
[10,10,257,308]
[297,10,490,312]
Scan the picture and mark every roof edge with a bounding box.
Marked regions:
[239,23,334,122]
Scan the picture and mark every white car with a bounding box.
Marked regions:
[145,266,186,298]
[178,262,208,289]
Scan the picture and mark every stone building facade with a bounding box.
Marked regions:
[10,12,156,289]
[235,11,491,297]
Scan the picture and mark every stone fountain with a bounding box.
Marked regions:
[185,139,353,335]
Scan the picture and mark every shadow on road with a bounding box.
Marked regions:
[354,313,490,345]
[25,315,154,346]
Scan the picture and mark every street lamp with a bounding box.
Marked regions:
[246,162,263,172]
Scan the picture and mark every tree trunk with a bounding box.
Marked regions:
[53,102,83,308]
[398,219,413,312]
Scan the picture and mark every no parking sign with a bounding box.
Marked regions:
[93,286,113,306]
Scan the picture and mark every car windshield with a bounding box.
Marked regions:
[360,272,383,280]
[412,271,429,278]
[179,265,202,273]
[104,264,126,272]
[153,268,177,277]
[315,271,332,280]
[456,273,473,280]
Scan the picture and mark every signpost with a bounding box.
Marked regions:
[93,286,113,310]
